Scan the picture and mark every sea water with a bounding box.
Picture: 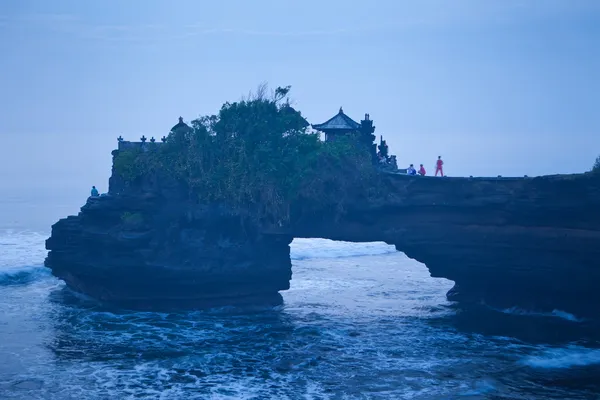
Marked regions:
[1,198,600,399]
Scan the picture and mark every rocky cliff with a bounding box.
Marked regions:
[46,164,293,308]
[46,161,600,316]
[45,194,293,308]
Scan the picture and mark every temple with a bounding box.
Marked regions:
[313,108,398,171]
[171,116,192,133]
[312,107,362,142]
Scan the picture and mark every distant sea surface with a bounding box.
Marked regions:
[1,195,600,399]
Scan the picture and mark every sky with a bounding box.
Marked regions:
[0,0,599,198]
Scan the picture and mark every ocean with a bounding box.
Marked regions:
[1,196,600,399]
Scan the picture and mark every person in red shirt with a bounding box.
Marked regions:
[418,164,426,176]
[435,156,444,177]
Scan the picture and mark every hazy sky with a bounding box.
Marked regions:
[1,0,599,196]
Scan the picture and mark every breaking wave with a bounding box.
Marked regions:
[0,266,50,286]
[0,230,48,267]
[290,238,397,260]
[522,346,600,369]
[0,230,49,285]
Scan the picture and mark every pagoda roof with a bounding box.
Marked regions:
[312,107,361,131]
[171,116,191,132]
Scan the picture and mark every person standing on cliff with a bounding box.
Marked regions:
[418,164,426,176]
[90,186,99,197]
[435,156,444,177]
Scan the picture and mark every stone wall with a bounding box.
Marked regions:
[117,140,164,151]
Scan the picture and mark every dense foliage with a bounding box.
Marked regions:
[113,86,378,223]
[593,156,600,174]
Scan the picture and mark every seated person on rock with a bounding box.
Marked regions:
[407,164,417,175]
[90,186,99,197]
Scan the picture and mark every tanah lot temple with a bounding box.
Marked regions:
[117,109,398,171]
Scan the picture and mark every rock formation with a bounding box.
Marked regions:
[46,153,600,316]
[45,195,292,309]
[286,173,600,318]
[45,156,293,308]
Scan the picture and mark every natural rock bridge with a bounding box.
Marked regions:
[45,167,600,318]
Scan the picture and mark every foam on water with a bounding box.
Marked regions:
[522,346,600,369]
[551,309,583,322]
[291,238,397,260]
[0,230,50,285]
[0,230,48,268]
[0,266,51,286]
[498,307,583,323]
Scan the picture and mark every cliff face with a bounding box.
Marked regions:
[46,160,600,316]
[45,191,292,308]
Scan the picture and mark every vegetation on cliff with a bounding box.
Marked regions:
[113,86,379,224]
[593,156,600,174]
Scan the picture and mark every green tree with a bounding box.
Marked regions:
[593,155,600,173]
[113,85,376,223]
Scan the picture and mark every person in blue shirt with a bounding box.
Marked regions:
[90,186,99,197]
